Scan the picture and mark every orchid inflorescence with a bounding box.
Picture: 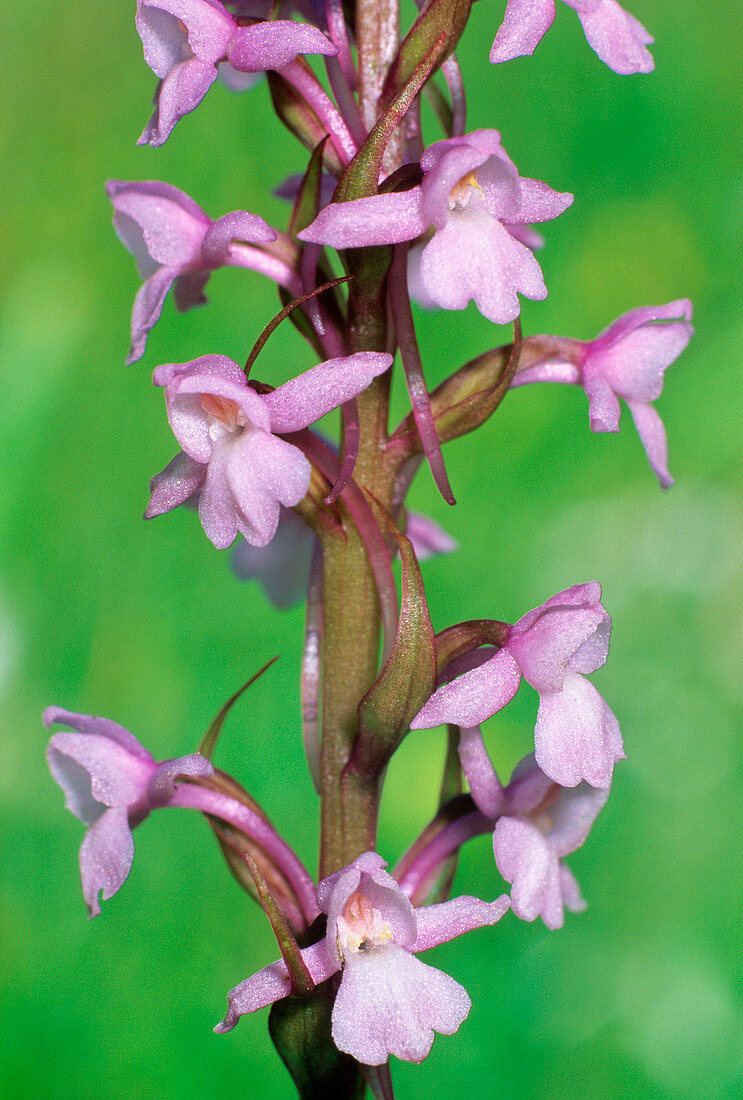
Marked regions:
[46,0,692,1094]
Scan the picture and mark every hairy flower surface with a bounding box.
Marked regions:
[299,130,572,324]
[490,0,654,75]
[216,852,509,1064]
[45,708,213,916]
[147,352,392,548]
[107,180,278,363]
[136,0,337,145]
[458,734,609,928]
[513,300,693,486]
[412,584,624,788]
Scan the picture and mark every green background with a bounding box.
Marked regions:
[3,2,742,1096]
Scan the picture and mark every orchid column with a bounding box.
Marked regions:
[44,0,694,1096]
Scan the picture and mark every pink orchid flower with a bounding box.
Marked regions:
[299,130,572,325]
[45,707,213,916]
[216,852,509,1064]
[146,351,392,548]
[412,583,624,788]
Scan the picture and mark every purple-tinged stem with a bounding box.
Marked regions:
[388,243,456,504]
[281,60,358,166]
[168,784,320,926]
[302,541,324,794]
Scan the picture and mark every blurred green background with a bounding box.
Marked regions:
[3,1,742,1096]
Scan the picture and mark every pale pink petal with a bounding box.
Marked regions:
[421,142,501,229]
[558,863,586,912]
[490,0,556,63]
[161,391,214,463]
[590,323,691,405]
[412,894,510,952]
[420,210,547,323]
[107,180,208,267]
[46,746,104,826]
[511,177,573,224]
[536,582,603,614]
[43,707,152,759]
[582,367,622,432]
[420,129,504,174]
[629,400,674,486]
[80,807,136,918]
[226,430,311,545]
[265,352,392,433]
[575,0,654,74]
[148,753,214,804]
[227,21,338,72]
[494,815,563,927]
[411,648,521,729]
[137,0,192,77]
[547,782,610,857]
[508,606,608,692]
[139,0,235,64]
[298,190,426,249]
[510,582,604,643]
[215,941,339,1032]
[332,945,471,1065]
[128,266,179,364]
[47,734,153,810]
[320,854,418,958]
[534,671,623,788]
[596,299,692,346]
[198,444,241,548]
[201,209,276,265]
[146,451,207,518]
[504,753,556,814]
[139,57,218,147]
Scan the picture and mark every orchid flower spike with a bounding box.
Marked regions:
[136,0,338,146]
[413,583,624,788]
[216,851,509,1064]
[146,352,393,549]
[513,300,694,487]
[490,0,654,75]
[44,707,213,917]
[107,180,282,364]
[458,732,609,929]
[299,130,572,325]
